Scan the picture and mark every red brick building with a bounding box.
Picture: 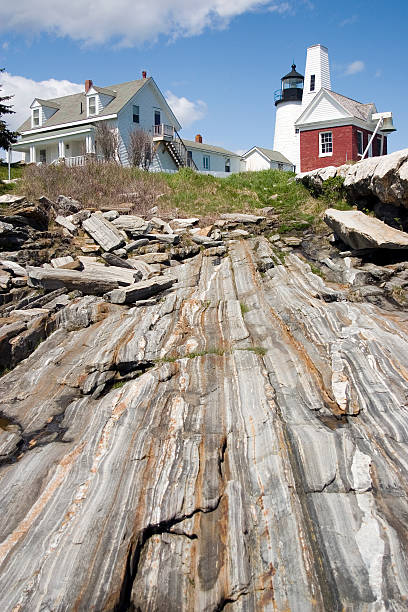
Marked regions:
[296,88,388,172]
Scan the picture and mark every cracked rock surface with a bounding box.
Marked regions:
[1,238,408,611]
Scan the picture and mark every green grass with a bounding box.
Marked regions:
[0,163,22,196]
[112,380,127,389]
[240,302,250,315]
[309,263,325,278]
[240,346,267,356]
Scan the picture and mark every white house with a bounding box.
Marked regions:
[12,73,192,171]
[183,135,241,175]
[242,146,294,172]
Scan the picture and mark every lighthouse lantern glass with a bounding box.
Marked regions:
[283,77,303,90]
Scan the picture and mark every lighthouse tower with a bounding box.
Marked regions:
[273,63,304,171]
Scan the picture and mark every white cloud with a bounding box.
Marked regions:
[344,60,365,76]
[339,14,358,26]
[0,72,83,131]
[165,90,207,127]
[0,1,292,47]
[2,41,9,50]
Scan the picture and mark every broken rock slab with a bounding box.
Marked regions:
[50,256,74,269]
[112,215,151,234]
[324,208,408,250]
[56,195,81,215]
[169,217,199,230]
[220,213,266,224]
[144,233,180,245]
[27,267,121,296]
[105,276,176,304]
[124,238,149,253]
[0,194,26,205]
[192,235,224,247]
[82,213,125,252]
[131,252,170,265]
[0,260,26,277]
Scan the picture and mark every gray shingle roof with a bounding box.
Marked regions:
[33,99,60,109]
[183,139,241,157]
[243,146,293,165]
[324,89,376,121]
[18,78,149,133]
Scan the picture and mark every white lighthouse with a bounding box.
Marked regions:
[273,63,304,172]
[273,44,332,172]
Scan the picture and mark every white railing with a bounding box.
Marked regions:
[153,124,175,139]
[63,155,105,167]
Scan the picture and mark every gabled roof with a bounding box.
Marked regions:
[296,88,376,127]
[326,90,376,121]
[31,98,60,109]
[183,139,241,157]
[242,146,293,165]
[91,86,117,97]
[17,78,161,133]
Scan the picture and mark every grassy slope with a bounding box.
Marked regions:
[4,163,350,231]
[162,168,349,231]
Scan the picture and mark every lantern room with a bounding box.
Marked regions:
[274,64,304,105]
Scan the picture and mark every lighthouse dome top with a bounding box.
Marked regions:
[282,64,304,81]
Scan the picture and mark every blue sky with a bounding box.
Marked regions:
[0,0,406,158]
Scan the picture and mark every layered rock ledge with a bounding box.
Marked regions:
[1,237,408,611]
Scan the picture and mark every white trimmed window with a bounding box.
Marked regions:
[357,131,363,156]
[88,96,97,116]
[133,105,140,123]
[32,108,40,127]
[203,155,210,170]
[319,131,333,156]
[310,74,315,92]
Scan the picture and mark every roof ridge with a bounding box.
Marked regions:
[324,88,374,107]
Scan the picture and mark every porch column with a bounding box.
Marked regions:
[30,145,36,163]
[58,139,65,158]
[85,133,95,154]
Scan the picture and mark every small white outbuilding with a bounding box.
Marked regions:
[242,146,295,172]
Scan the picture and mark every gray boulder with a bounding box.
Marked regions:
[324,208,408,250]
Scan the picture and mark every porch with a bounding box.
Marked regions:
[11,126,97,166]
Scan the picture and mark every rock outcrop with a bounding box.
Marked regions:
[1,234,408,611]
[297,148,408,209]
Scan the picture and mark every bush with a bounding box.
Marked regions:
[320,176,346,202]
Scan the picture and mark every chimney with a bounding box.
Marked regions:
[195,134,203,143]
[85,79,93,93]
[142,71,147,79]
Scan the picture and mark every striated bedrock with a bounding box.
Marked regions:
[297,148,408,209]
[1,239,408,611]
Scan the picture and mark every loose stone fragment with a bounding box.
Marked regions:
[106,276,176,304]
[220,213,266,224]
[83,213,126,252]
[55,216,77,234]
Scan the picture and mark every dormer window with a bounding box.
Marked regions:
[88,96,97,116]
[32,108,40,127]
